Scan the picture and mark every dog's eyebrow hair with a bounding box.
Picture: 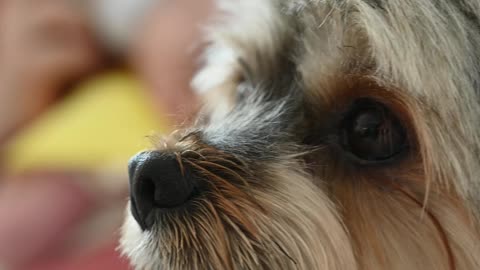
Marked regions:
[363,0,385,9]
[454,1,480,32]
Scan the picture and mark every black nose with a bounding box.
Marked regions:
[128,151,195,230]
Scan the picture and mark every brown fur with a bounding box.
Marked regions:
[121,0,480,269]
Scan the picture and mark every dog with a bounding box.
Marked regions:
[120,0,480,269]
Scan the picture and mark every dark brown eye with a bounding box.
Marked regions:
[341,98,408,163]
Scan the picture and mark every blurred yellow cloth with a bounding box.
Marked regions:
[4,72,169,174]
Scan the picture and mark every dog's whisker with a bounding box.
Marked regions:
[198,156,252,174]
[175,152,186,177]
[194,160,251,187]
[180,149,207,160]
[186,160,261,208]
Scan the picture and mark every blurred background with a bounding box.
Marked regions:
[0,0,214,269]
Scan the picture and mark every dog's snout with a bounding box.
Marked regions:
[128,151,195,230]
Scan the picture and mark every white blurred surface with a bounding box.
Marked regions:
[82,0,161,53]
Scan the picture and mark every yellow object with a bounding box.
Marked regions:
[4,72,169,173]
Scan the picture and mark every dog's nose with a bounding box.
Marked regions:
[128,151,195,230]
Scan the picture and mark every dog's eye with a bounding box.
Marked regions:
[340,98,407,163]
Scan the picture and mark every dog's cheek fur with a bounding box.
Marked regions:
[248,164,357,269]
[334,178,480,270]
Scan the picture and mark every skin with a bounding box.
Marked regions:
[0,0,101,267]
[129,0,214,123]
[0,0,101,144]
[0,175,93,268]
[0,0,213,141]
[0,1,214,268]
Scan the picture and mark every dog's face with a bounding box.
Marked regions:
[120,0,480,269]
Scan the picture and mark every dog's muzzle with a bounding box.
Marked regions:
[128,151,195,230]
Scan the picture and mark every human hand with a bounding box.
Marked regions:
[130,0,214,123]
[0,0,102,142]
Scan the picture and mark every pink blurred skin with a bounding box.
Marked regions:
[130,0,214,123]
[0,0,213,268]
[0,0,101,268]
[0,0,101,143]
[0,0,214,139]
[0,176,94,268]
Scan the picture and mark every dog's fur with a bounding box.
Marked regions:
[120,0,480,269]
